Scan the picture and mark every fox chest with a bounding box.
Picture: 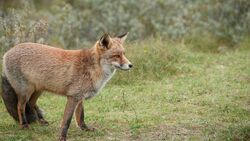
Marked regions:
[84,70,116,99]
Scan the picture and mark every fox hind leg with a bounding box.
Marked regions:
[15,83,36,128]
[17,94,30,129]
[29,91,48,125]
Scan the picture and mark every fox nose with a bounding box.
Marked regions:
[128,64,133,68]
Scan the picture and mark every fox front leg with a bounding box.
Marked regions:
[59,96,80,141]
[75,101,96,131]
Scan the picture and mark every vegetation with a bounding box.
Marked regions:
[0,39,250,140]
[0,0,250,51]
[0,0,250,141]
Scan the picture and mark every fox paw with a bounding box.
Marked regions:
[39,119,49,125]
[79,124,96,131]
[20,124,29,129]
[59,136,66,141]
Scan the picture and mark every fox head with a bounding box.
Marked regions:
[96,32,133,71]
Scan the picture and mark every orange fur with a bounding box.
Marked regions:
[1,33,132,141]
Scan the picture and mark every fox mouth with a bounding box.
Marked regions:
[114,66,130,71]
[113,64,133,71]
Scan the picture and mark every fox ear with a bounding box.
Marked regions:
[99,33,112,49]
[117,32,129,43]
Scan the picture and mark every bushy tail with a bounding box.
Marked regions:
[1,75,37,123]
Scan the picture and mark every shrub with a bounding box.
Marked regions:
[0,0,249,53]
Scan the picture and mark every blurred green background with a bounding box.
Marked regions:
[0,0,250,51]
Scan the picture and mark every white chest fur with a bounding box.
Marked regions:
[85,64,116,99]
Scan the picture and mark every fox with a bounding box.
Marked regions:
[1,33,132,141]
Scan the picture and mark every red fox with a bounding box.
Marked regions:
[1,33,132,141]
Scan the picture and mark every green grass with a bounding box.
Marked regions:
[0,39,249,141]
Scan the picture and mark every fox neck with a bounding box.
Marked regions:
[101,61,116,80]
[81,47,116,99]
[93,60,116,96]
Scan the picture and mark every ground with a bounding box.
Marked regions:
[0,40,249,141]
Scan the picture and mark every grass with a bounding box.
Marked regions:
[0,38,249,141]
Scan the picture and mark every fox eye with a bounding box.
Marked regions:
[113,55,120,58]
